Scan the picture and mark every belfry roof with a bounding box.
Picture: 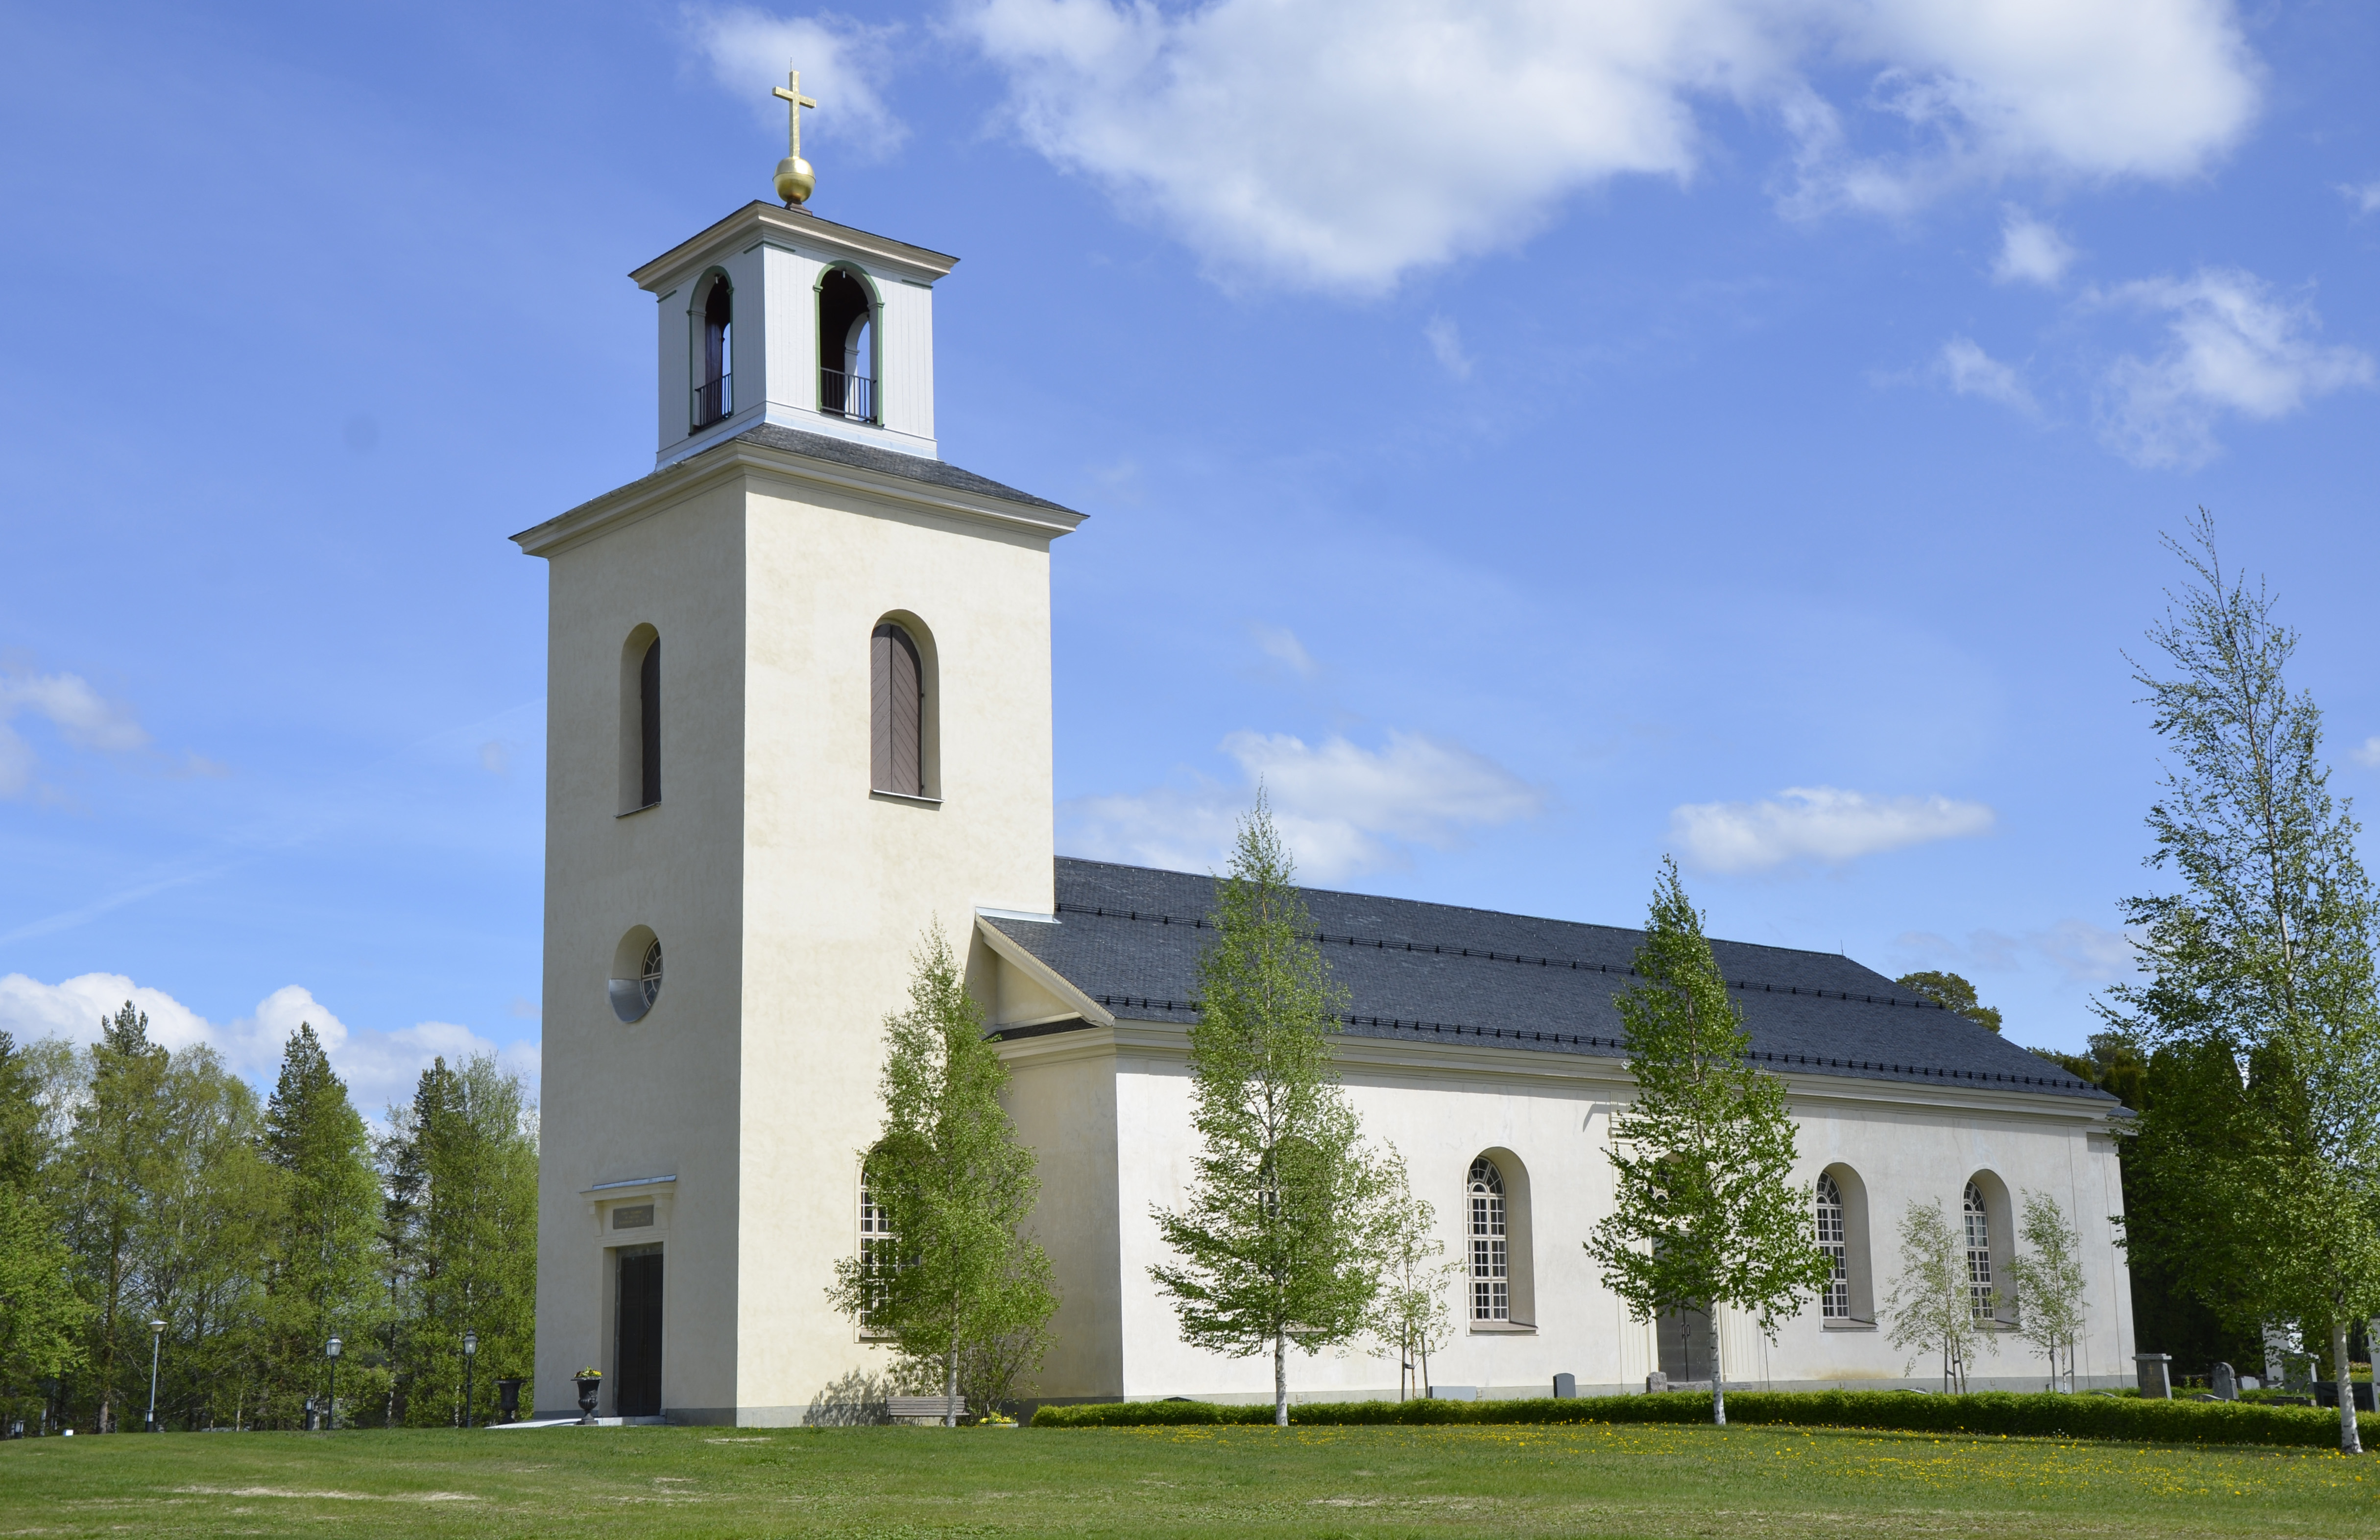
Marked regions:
[984,859,2113,1104]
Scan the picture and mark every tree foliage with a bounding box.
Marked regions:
[828,925,1057,1422]
[1586,860,1832,1426]
[2101,512,2380,1453]
[2003,1191,2087,1392]
[1895,971,2003,1034]
[1883,1198,1995,1394]
[1149,795,1391,1427]
[1366,1155,1461,1400]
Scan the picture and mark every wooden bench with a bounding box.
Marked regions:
[887,1395,964,1424]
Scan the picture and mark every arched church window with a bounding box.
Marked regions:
[871,622,923,795]
[858,1161,895,1336]
[639,635,661,809]
[608,926,662,1023]
[694,275,732,429]
[1815,1174,1849,1320]
[638,937,664,1012]
[1468,1157,1508,1322]
[818,266,877,424]
[1964,1181,1995,1323]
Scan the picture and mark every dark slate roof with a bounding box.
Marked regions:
[733,423,1079,516]
[986,859,2112,1105]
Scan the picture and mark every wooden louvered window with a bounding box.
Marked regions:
[638,636,661,808]
[871,623,923,795]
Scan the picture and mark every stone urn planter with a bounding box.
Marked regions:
[496,1378,525,1425]
[574,1370,603,1426]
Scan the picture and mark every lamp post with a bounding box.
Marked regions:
[462,1331,478,1430]
[325,1336,342,1431]
[145,1320,165,1433]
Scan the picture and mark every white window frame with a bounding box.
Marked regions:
[1468,1157,1508,1322]
[1816,1173,1849,1320]
[1963,1180,1994,1323]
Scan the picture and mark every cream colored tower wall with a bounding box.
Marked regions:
[999,1024,2134,1403]
[530,478,751,1419]
[722,466,1060,1422]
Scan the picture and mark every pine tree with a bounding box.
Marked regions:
[1586,860,1832,1426]
[1148,796,1391,1427]
[258,1024,384,1426]
[385,1054,538,1426]
[2101,512,2380,1453]
[61,1003,169,1432]
[828,925,1056,1422]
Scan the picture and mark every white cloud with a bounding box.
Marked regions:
[955,0,2258,292]
[1248,623,1318,679]
[0,663,149,797]
[2351,736,2380,769]
[1936,336,2037,414]
[2098,267,2373,468]
[1671,785,1995,872]
[2341,182,2380,217]
[1425,316,1473,380]
[1060,729,1542,880]
[0,973,536,1120]
[689,7,907,162]
[1992,207,2075,286]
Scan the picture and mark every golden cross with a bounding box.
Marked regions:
[772,69,817,160]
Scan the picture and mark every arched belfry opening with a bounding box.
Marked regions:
[694,274,733,429]
[818,266,876,424]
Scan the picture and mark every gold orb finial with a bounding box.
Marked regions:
[771,69,818,206]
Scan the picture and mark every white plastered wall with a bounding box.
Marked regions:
[998,1020,2136,1404]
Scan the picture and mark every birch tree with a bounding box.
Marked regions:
[2002,1190,2086,1392]
[829,925,1057,1423]
[1150,796,1391,1427]
[1587,860,1833,1425]
[1883,1198,1995,1394]
[2102,512,2380,1453]
[1368,1157,1461,1399]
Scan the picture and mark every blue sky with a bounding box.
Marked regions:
[4,0,2378,1111]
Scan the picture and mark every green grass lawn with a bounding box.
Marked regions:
[5,1420,2380,1538]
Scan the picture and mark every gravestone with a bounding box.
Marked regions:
[1645,1371,1670,1395]
[1427,1385,1477,1401]
[1553,1373,1576,1399]
[2211,1362,2237,1401]
[2133,1353,2173,1400]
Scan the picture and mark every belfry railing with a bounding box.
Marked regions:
[692,371,732,429]
[820,367,876,424]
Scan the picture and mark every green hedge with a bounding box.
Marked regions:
[1032,1390,2376,1447]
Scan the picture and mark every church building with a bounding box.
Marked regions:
[512,118,2136,1423]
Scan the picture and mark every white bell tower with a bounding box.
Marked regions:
[514,118,1084,1422]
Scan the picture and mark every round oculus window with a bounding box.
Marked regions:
[608,928,664,1023]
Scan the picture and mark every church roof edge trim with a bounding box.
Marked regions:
[512,424,1082,552]
[631,201,960,292]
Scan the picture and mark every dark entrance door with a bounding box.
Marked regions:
[1657,1302,1712,1384]
[615,1246,664,1417]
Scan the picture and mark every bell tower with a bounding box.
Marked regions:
[514,113,1084,1422]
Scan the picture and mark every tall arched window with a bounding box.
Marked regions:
[1816,1173,1849,1320]
[1964,1181,1995,1323]
[1468,1157,1508,1322]
[858,1162,895,1336]
[871,623,923,795]
[695,276,732,428]
[638,635,661,809]
[818,266,876,424]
